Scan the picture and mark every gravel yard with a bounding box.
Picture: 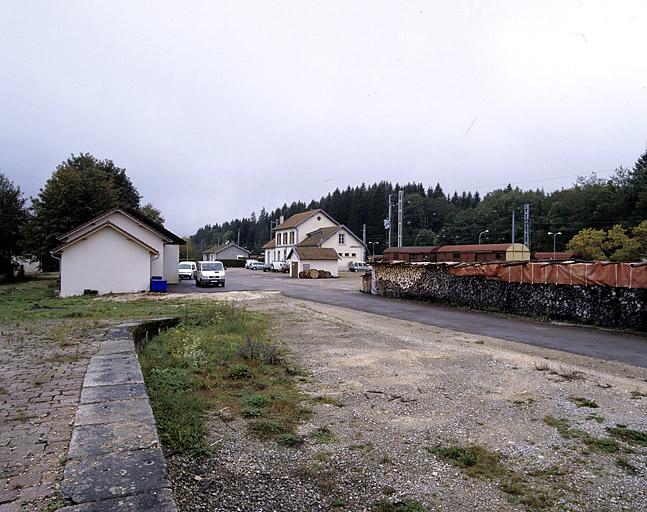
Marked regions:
[167,296,647,512]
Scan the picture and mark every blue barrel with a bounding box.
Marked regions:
[150,276,167,292]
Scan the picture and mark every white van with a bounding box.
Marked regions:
[196,261,226,287]
[178,261,197,280]
[348,261,371,272]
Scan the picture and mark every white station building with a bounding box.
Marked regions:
[262,209,366,273]
[52,209,184,297]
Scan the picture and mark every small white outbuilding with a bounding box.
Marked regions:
[52,209,185,297]
[286,247,340,277]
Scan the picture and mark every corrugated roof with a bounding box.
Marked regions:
[534,251,579,260]
[384,246,439,254]
[262,239,276,249]
[289,247,340,260]
[438,244,526,252]
[297,226,341,247]
[275,210,321,230]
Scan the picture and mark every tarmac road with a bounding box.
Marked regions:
[172,268,647,368]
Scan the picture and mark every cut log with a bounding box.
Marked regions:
[309,269,319,279]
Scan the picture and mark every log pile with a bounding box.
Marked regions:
[298,269,333,279]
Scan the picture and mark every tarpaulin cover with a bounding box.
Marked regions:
[448,261,647,289]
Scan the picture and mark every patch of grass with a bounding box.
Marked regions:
[429,444,508,480]
[544,416,619,453]
[313,394,345,407]
[139,304,310,456]
[228,364,252,379]
[569,397,598,408]
[313,450,330,462]
[311,426,336,444]
[549,369,585,381]
[430,444,552,510]
[535,363,551,372]
[372,499,428,512]
[349,442,374,451]
[606,426,647,447]
[630,390,647,399]
[616,456,638,474]
[0,277,214,325]
[585,414,605,423]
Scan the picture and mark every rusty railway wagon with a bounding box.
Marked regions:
[383,243,531,263]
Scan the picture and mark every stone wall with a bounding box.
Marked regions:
[370,264,647,331]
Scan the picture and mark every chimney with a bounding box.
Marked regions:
[279,215,285,225]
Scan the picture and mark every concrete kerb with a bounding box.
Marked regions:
[59,317,180,511]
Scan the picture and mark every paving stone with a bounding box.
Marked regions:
[58,488,176,512]
[94,339,133,356]
[80,383,148,405]
[61,448,169,504]
[73,399,154,426]
[67,422,159,459]
[82,367,143,387]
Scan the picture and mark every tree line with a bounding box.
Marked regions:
[191,150,647,260]
[1,149,646,279]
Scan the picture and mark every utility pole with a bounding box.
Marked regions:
[237,229,240,246]
[387,194,392,248]
[523,203,530,251]
[362,224,366,245]
[397,190,404,247]
[511,210,516,260]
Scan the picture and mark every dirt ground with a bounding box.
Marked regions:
[169,295,647,512]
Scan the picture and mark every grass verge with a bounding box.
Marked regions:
[139,303,310,457]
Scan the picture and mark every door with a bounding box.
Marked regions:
[291,261,299,278]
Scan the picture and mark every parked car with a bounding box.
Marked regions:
[196,261,226,287]
[245,259,260,269]
[348,261,372,272]
[271,261,289,273]
[262,263,273,272]
[248,261,265,271]
[178,261,197,280]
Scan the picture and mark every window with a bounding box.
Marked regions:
[303,263,310,270]
[338,233,345,244]
[338,252,342,256]
[344,253,349,257]
[276,233,280,243]
[453,252,460,260]
[289,231,295,244]
[351,253,356,257]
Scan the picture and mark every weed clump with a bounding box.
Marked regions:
[569,397,598,408]
[228,364,251,380]
[238,335,280,364]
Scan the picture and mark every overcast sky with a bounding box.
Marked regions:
[2,1,646,235]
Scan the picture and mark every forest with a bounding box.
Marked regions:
[190,150,647,259]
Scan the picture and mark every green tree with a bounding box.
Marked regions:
[27,154,141,267]
[566,228,607,260]
[413,228,438,246]
[140,203,165,225]
[0,173,27,277]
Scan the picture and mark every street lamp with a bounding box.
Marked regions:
[547,231,562,259]
[368,241,380,262]
[478,229,489,245]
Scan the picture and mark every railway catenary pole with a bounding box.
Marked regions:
[397,190,404,247]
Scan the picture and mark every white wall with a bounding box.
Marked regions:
[60,227,152,297]
[320,227,366,271]
[163,244,180,283]
[295,258,339,277]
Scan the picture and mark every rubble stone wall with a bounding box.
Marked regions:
[371,264,647,331]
